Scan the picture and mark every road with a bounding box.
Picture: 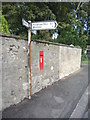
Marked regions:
[2,64,88,118]
[83,79,90,118]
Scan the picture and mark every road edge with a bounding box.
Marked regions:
[70,85,88,118]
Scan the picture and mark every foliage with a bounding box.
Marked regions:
[0,11,10,34]
[55,27,87,53]
[0,11,2,32]
[2,15,10,34]
[81,52,88,62]
[79,35,88,53]
[2,2,55,38]
[32,30,53,42]
[2,2,89,51]
[55,28,78,45]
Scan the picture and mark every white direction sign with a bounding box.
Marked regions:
[31,21,58,30]
[22,19,29,28]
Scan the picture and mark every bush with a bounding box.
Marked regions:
[0,11,10,34]
[55,29,87,54]
[55,30,79,46]
[81,53,88,61]
[0,11,2,32]
[2,15,10,34]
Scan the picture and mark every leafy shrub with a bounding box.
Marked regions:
[0,11,2,32]
[2,15,10,34]
[55,29,87,54]
[81,53,88,61]
[0,11,10,34]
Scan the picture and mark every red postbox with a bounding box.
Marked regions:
[40,51,44,70]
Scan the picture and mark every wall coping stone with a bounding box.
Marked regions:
[0,33,81,49]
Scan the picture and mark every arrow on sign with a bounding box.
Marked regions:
[22,19,29,28]
[31,21,58,30]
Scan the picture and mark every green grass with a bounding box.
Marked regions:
[82,60,90,64]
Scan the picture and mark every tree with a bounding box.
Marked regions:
[2,2,89,48]
[48,2,89,53]
[2,2,55,38]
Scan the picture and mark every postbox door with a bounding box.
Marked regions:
[40,51,44,70]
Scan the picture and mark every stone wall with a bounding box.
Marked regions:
[1,36,29,110]
[59,46,81,79]
[31,42,59,95]
[1,35,82,110]
[0,37,2,112]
